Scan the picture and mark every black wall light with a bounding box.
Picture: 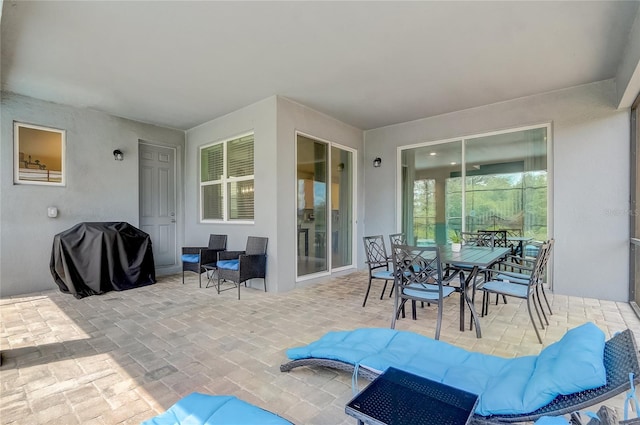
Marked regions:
[113,149,124,161]
[373,157,382,167]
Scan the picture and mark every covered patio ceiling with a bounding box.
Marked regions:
[1,1,639,131]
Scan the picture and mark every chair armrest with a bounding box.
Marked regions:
[492,269,532,281]
[218,250,245,261]
[492,260,534,273]
[239,254,267,280]
[504,254,535,264]
[182,246,208,255]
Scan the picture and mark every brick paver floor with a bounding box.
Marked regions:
[1,271,638,424]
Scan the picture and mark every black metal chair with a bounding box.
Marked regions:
[362,235,394,307]
[390,244,456,340]
[388,232,407,247]
[489,238,555,317]
[217,236,268,300]
[478,229,508,248]
[181,234,227,287]
[477,240,553,343]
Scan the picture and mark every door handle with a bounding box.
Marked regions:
[171,219,176,223]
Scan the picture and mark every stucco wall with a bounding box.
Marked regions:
[184,96,279,291]
[276,96,364,290]
[184,96,364,293]
[0,92,185,297]
[364,79,630,302]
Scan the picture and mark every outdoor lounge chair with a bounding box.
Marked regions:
[280,323,640,424]
[141,393,293,425]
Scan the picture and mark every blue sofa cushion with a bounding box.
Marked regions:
[181,254,200,263]
[523,322,606,410]
[217,259,239,271]
[286,322,606,416]
[141,393,293,425]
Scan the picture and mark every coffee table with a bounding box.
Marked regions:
[345,367,479,425]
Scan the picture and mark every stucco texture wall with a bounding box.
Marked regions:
[364,80,630,302]
[0,92,184,297]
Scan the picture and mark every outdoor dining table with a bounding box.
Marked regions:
[438,244,511,338]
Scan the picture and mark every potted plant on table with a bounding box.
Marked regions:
[450,230,462,252]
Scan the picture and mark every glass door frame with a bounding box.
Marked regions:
[295,131,357,282]
[395,123,553,282]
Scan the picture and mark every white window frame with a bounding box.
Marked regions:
[14,121,66,186]
[199,132,254,224]
[395,122,553,237]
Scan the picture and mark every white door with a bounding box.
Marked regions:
[139,143,177,267]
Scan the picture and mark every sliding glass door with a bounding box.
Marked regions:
[400,125,549,246]
[297,134,354,278]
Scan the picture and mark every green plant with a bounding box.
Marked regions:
[449,230,461,243]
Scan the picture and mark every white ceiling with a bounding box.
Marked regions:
[1,1,639,131]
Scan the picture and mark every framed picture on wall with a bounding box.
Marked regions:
[14,122,65,186]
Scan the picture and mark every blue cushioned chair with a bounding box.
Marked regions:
[141,393,293,425]
[390,244,455,340]
[181,234,227,288]
[217,236,268,299]
[363,235,394,307]
[478,239,553,343]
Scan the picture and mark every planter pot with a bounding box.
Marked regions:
[451,243,462,252]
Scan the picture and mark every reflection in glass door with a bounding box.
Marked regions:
[297,134,353,277]
[331,146,353,269]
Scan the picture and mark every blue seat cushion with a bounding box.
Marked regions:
[496,272,529,284]
[286,322,606,416]
[402,283,456,299]
[217,259,239,271]
[372,270,393,279]
[181,254,200,263]
[481,280,529,297]
[141,393,293,425]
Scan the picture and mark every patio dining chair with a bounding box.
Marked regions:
[389,232,407,247]
[217,236,268,300]
[477,239,553,343]
[362,235,394,306]
[181,234,227,287]
[489,238,555,316]
[478,229,508,248]
[390,244,455,340]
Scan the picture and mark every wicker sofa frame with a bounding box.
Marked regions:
[280,328,640,424]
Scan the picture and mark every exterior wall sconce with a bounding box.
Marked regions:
[373,157,382,168]
[113,149,124,161]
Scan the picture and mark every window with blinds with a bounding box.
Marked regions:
[200,133,254,222]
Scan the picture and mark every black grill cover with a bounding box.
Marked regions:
[50,222,156,298]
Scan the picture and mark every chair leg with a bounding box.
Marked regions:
[391,297,405,329]
[535,285,549,326]
[526,296,543,344]
[379,281,389,300]
[540,284,553,315]
[182,270,185,284]
[263,278,267,292]
[363,278,373,307]
[198,269,202,288]
[238,281,241,300]
[435,299,443,340]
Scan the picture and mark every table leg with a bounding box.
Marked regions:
[459,270,466,332]
[461,266,482,338]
